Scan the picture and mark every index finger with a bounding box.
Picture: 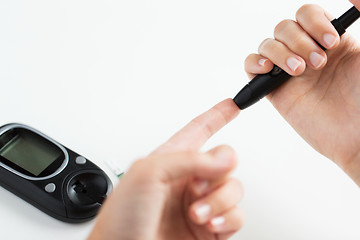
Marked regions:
[350,0,360,12]
[151,99,240,155]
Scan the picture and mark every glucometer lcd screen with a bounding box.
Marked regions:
[0,128,63,176]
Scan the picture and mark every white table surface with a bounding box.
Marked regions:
[0,0,359,239]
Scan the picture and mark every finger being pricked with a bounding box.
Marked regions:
[151,99,240,155]
[350,0,360,12]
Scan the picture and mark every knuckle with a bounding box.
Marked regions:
[218,179,244,205]
[292,34,309,51]
[259,39,285,58]
[210,145,238,168]
[258,38,273,54]
[296,4,314,17]
[244,54,253,68]
[131,158,148,170]
[296,4,321,19]
[274,19,293,36]
[131,158,159,178]
[132,158,156,172]
[183,151,204,169]
[184,150,201,161]
[244,53,257,64]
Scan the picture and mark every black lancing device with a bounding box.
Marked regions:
[233,6,360,110]
[0,123,112,223]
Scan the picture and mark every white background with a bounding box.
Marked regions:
[0,0,360,239]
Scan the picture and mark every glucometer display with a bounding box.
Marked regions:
[0,128,63,177]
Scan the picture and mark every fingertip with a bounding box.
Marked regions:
[323,32,340,50]
[258,58,274,73]
[188,202,211,224]
[245,54,274,76]
[206,208,246,234]
[258,58,267,67]
[207,216,226,232]
[309,51,327,70]
[286,56,306,76]
[213,98,241,120]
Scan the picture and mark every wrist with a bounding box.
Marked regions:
[341,152,360,187]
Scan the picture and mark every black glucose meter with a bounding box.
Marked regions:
[0,123,112,223]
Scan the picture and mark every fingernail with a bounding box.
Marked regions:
[192,180,209,195]
[258,58,267,67]
[323,33,337,48]
[286,57,302,72]
[310,52,325,69]
[211,216,226,227]
[195,204,211,222]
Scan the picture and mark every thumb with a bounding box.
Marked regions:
[135,145,237,183]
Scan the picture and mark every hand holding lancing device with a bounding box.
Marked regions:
[245,3,360,185]
[88,99,244,240]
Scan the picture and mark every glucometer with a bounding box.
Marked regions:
[233,6,360,110]
[0,123,112,223]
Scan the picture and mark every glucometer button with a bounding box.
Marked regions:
[76,156,87,165]
[45,183,56,193]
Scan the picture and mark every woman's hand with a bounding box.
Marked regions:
[88,99,244,240]
[245,4,360,185]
